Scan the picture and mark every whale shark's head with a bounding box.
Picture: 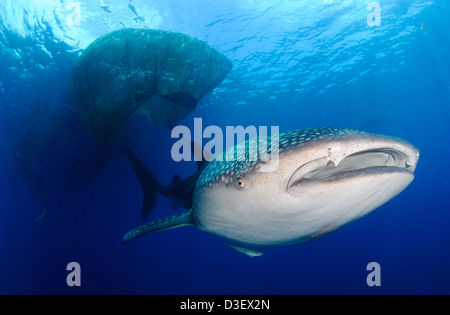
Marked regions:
[192,127,419,247]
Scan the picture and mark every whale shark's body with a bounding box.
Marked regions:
[123,128,419,254]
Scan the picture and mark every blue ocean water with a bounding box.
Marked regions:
[0,0,449,295]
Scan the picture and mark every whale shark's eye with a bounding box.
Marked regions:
[235,177,246,189]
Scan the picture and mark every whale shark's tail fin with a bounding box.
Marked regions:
[124,146,163,221]
[123,210,194,244]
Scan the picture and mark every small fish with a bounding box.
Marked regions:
[221,242,263,258]
[100,0,113,13]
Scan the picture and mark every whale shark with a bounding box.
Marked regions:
[123,127,419,255]
[9,140,51,222]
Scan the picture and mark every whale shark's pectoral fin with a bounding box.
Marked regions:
[123,210,194,244]
[221,242,263,258]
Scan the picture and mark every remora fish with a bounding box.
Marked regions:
[123,127,419,253]
[221,242,263,258]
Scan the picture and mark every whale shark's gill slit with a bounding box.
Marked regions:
[123,210,194,244]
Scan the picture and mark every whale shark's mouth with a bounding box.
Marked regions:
[287,148,414,195]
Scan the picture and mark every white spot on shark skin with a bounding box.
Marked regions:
[327,145,347,166]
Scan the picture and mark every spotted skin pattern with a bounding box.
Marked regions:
[195,127,371,191]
